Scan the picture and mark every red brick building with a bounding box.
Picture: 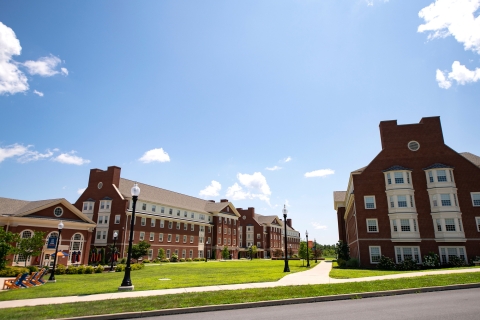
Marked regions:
[236,207,300,258]
[0,197,95,267]
[74,166,240,261]
[334,117,480,267]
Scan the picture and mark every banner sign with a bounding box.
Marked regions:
[47,237,57,249]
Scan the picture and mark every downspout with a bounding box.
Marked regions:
[353,201,361,265]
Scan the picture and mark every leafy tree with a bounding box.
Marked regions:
[14,231,45,267]
[335,240,350,261]
[312,243,322,260]
[298,241,307,266]
[250,245,258,259]
[131,240,150,262]
[0,229,19,269]
[100,248,106,265]
[157,248,165,260]
[272,249,283,258]
[221,246,229,260]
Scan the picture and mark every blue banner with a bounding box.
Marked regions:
[47,237,57,249]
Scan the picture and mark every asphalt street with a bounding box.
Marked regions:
[139,288,480,320]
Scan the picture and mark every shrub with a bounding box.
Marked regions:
[131,263,145,270]
[377,255,396,270]
[170,254,178,262]
[119,257,127,264]
[423,252,440,268]
[66,266,78,274]
[77,265,86,274]
[346,258,359,268]
[142,259,151,264]
[179,258,186,262]
[55,264,67,275]
[336,258,346,268]
[396,258,419,271]
[186,258,193,262]
[95,265,104,273]
[448,256,467,267]
[85,266,95,274]
[0,267,29,277]
[160,259,170,263]
[27,265,38,273]
[292,254,298,258]
[115,264,125,272]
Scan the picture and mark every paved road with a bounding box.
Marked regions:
[140,288,480,320]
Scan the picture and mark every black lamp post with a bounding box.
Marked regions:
[110,231,118,272]
[306,230,310,267]
[205,240,209,262]
[48,221,64,282]
[282,205,290,272]
[119,183,140,291]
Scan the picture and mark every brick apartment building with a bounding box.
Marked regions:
[0,197,95,267]
[74,166,240,261]
[236,207,300,258]
[334,117,480,267]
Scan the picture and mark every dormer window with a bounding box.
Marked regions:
[437,170,447,182]
[394,172,404,184]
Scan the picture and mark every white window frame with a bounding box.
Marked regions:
[366,219,378,233]
[471,193,480,207]
[191,224,195,231]
[369,246,381,264]
[139,232,145,241]
[394,246,421,264]
[151,219,156,227]
[160,220,164,228]
[167,234,172,242]
[364,196,376,209]
[114,215,120,224]
[476,217,480,232]
[159,233,163,242]
[439,246,467,264]
[149,232,154,241]
[141,217,146,226]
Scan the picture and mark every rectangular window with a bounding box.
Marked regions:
[394,172,404,184]
[182,250,186,258]
[166,249,171,259]
[191,224,195,231]
[192,212,195,218]
[387,173,391,185]
[152,205,156,212]
[233,239,236,245]
[184,211,188,217]
[397,195,407,208]
[160,220,164,228]
[189,250,193,258]
[184,223,187,230]
[141,217,146,226]
[400,219,410,232]
[436,219,442,231]
[369,246,381,263]
[100,201,105,210]
[439,247,466,264]
[115,215,120,224]
[449,170,454,182]
[159,233,163,242]
[148,249,153,260]
[366,219,378,232]
[437,170,447,182]
[219,227,222,234]
[104,216,108,224]
[167,234,172,242]
[390,196,394,208]
[410,195,414,207]
[83,203,88,211]
[458,218,462,232]
[429,171,434,183]
[160,207,164,213]
[98,216,104,224]
[406,172,410,184]
[169,208,173,215]
[200,226,205,232]
[233,229,236,235]
[176,222,180,230]
[176,210,180,216]
[257,233,260,239]
[433,195,438,207]
[395,247,420,264]
[413,219,417,232]
[151,219,156,227]
[139,232,145,241]
[224,238,227,245]
[183,235,187,243]
[168,221,173,229]
[96,231,101,240]
[476,217,480,232]
[453,194,458,207]
[445,218,456,231]
[142,203,146,210]
[199,237,204,244]
[471,193,480,206]
[441,194,451,206]
[364,196,375,209]
[175,234,180,242]
[149,232,154,241]
[190,236,194,243]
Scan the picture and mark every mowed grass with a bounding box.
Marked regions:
[0,260,307,301]
[1,272,480,320]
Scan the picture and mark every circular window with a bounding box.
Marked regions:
[98,182,103,189]
[54,207,63,217]
[408,141,420,151]
[242,215,246,220]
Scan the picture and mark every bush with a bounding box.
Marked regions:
[115,264,125,272]
[119,257,127,264]
[55,264,67,275]
[77,265,86,274]
[27,265,38,273]
[0,267,29,277]
[160,259,170,263]
[95,265,104,273]
[396,258,419,271]
[142,259,151,264]
[66,266,78,274]
[336,258,346,268]
[377,255,396,270]
[448,256,467,267]
[170,254,178,262]
[186,258,193,262]
[179,258,186,262]
[345,258,359,268]
[423,252,440,268]
[85,266,95,274]
[131,263,145,270]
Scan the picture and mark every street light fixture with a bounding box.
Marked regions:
[110,231,118,272]
[306,230,310,267]
[119,183,140,291]
[282,205,290,272]
[48,221,64,282]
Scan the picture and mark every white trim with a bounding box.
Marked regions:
[364,196,376,209]
[471,192,480,207]
[366,218,378,233]
[369,246,381,264]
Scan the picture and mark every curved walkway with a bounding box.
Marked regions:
[2,261,480,309]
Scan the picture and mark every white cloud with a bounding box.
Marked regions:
[266,165,282,171]
[226,182,250,200]
[285,199,291,207]
[77,188,86,195]
[0,22,28,95]
[23,55,62,77]
[226,172,272,205]
[0,144,29,163]
[436,69,452,88]
[53,152,90,165]
[33,90,44,97]
[139,148,170,163]
[436,61,480,88]
[199,180,222,197]
[282,156,292,163]
[366,0,389,6]
[304,169,335,178]
[18,149,54,163]
[418,0,480,54]
[60,67,68,76]
[312,222,327,230]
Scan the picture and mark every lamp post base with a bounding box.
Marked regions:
[118,285,134,291]
[47,280,57,283]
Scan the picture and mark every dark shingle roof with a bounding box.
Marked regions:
[423,163,454,170]
[382,165,412,172]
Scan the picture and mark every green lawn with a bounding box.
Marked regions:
[0,260,307,301]
[2,272,480,320]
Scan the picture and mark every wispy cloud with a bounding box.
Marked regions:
[33,90,44,97]
[23,55,63,77]
[312,222,327,230]
[282,156,292,163]
[304,169,335,178]
[53,151,90,165]
[139,148,170,163]
[60,67,68,76]
[365,0,389,6]
[77,188,86,195]
[199,180,222,197]
[0,144,29,163]
[266,165,282,171]
[0,143,88,165]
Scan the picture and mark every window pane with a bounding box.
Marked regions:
[441,194,451,206]
[398,195,407,207]
[437,170,447,182]
[400,219,410,232]
[445,218,455,231]
[394,172,404,184]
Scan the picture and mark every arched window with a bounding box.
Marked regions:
[15,229,34,265]
[70,233,84,251]
[21,230,33,239]
[45,231,61,246]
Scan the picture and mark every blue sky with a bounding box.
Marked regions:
[1,0,479,245]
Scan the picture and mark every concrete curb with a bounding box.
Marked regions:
[59,282,480,320]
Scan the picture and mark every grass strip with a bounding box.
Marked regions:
[1,272,480,319]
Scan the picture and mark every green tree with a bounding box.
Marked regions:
[335,240,350,261]
[14,231,45,267]
[221,246,229,260]
[0,229,19,269]
[157,248,165,260]
[131,240,150,262]
[100,248,106,265]
[272,249,283,258]
[312,243,322,260]
[298,241,307,266]
[250,245,258,259]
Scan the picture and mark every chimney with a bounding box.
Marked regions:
[220,199,229,203]
[208,200,215,203]
[287,219,292,228]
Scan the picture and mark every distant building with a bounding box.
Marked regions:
[0,197,95,267]
[236,207,300,258]
[334,117,480,267]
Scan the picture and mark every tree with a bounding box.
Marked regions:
[250,245,258,258]
[272,249,283,258]
[100,248,106,265]
[0,229,19,269]
[312,243,323,260]
[131,240,150,262]
[335,240,350,261]
[14,231,45,267]
[298,241,307,266]
[157,248,165,260]
[221,246,229,260]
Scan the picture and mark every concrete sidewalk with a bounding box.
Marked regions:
[2,261,480,309]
